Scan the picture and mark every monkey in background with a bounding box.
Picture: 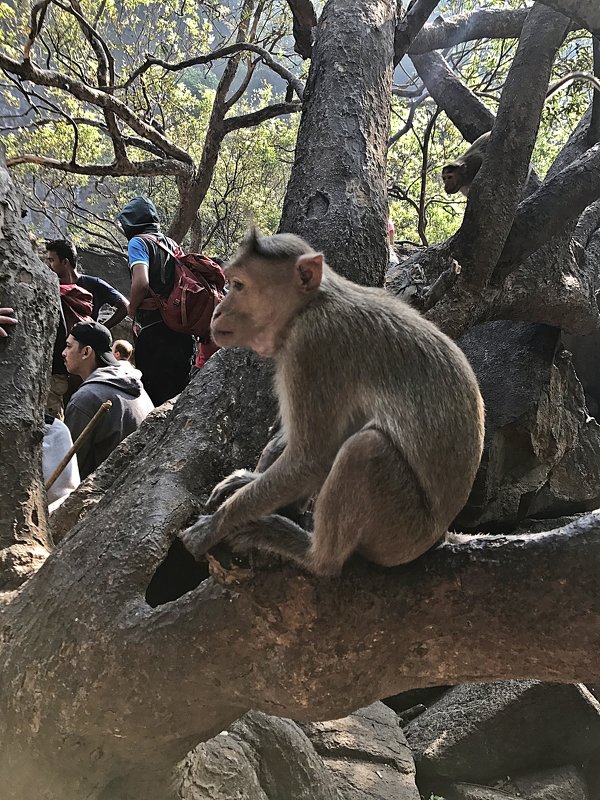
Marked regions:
[180,229,485,577]
[442,71,600,197]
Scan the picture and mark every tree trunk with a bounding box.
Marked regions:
[0,151,57,589]
[279,0,397,286]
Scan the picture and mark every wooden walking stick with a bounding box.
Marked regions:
[45,400,112,491]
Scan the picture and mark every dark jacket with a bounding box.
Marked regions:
[64,364,154,479]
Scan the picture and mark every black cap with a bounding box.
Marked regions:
[71,321,119,366]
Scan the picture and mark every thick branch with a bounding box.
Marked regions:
[285,0,318,59]
[408,8,530,54]
[394,0,441,65]
[453,4,571,289]
[589,36,600,146]
[537,0,599,35]
[223,101,301,133]
[410,51,495,142]
[0,53,193,164]
[494,141,600,281]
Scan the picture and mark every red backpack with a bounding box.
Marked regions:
[140,234,226,341]
[59,284,93,333]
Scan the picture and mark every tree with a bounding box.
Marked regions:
[1,0,600,797]
[0,0,303,246]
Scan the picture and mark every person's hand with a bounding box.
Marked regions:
[0,308,17,338]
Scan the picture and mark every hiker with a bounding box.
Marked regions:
[117,197,194,406]
[63,321,153,479]
[43,414,80,511]
[45,240,128,327]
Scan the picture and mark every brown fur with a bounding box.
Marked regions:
[442,132,490,197]
[180,229,485,576]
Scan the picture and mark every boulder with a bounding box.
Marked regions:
[447,784,520,800]
[457,322,600,530]
[404,681,600,785]
[508,765,590,800]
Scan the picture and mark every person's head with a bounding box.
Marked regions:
[46,240,78,283]
[63,320,118,379]
[117,197,161,241]
[112,339,133,362]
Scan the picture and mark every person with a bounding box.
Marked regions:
[0,307,17,337]
[43,414,80,511]
[387,218,400,268]
[112,339,134,362]
[45,240,129,327]
[63,321,154,479]
[117,197,194,406]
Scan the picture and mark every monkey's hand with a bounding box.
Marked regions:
[205,469,257,513]
[179,514,223,560]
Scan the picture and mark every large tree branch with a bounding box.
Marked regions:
[394,0,441,65]
[408,8,530,55]
[537,0,600,36]
[494,142,600,282]
[410,50,495,142]
[452,4,571,289]
[285,0,318,59]
[0,53,193,164]
[589,36,600,146]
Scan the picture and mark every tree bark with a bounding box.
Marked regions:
[279,0,397,286]
[0,150,57,589]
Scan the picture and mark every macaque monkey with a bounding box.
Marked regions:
[441,132,490,197]
[442,71,600,197]
[180,229,485,576]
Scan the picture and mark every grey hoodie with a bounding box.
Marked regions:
[64,364,154,479]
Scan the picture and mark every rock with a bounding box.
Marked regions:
[404,681,600,785]
[457,322,600,530]
[175,703,421,799]
[447,783,520,800]
[301,702,420,800]
[508,765,590,800]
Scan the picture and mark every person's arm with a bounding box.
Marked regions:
[0,307,17,337]
[126,238,151,318]
[97,281,129,329]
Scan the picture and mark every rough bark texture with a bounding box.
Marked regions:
[279,0,397,286]
[537,0,600,35]
[407,8,529,55]
[0,150,58,588]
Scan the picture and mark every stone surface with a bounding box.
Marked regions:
[448,784,520,800]
[457,321,600,530]
[175,704,421,800]
[404,681,600,785]
[508,765,590,800]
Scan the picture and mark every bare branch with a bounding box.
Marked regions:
[394,0,441,65]
[0,52,194,164]
[24,0,51,60]
[223,101,301,133]
[124,43,305,101]
[590,37,600,146]
[410,50,495,142]
[452,4,571,290]
[536,0,600,36]
[285,0,317,59]
[494,142,600,281]
[408,8,530,55]
[5,153,191,177]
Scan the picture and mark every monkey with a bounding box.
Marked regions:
[179,229,485,577]
[441,132,490,197]
[442,71,600,196]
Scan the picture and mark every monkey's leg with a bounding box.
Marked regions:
[179,514,224,560]
[311,429,440,574]
[205,470,257,512]
[226,515,314,571]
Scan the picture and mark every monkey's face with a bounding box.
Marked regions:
[441,164,465,194]
[211,255,323,357]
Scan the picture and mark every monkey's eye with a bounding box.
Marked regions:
[231,279,244,291]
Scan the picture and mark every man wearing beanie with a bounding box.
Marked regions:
[63,321,154,479]
[117,196,194,406]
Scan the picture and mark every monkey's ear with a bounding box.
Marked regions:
[295,253,323,292]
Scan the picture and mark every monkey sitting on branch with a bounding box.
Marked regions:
[180,229,485,577]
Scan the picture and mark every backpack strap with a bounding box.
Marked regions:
[138,233,178,286]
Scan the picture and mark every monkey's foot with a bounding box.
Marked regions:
[205,470,257,512]
[179,514,221,561]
